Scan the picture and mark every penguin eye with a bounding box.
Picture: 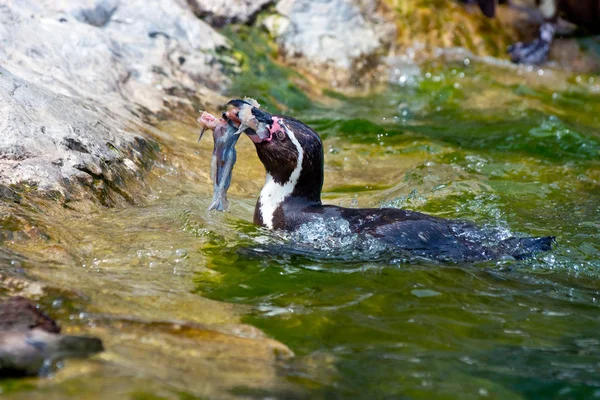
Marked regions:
[276,130,286,141]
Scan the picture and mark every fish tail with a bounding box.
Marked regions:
[208,192,229,211]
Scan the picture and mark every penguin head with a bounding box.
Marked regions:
[226,99,324,200]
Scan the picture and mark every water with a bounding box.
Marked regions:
[2,40,600,399]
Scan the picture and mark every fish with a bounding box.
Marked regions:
[198,98,271,211]
[197,111,241,211]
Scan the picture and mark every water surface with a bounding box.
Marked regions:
[2,55,600,399]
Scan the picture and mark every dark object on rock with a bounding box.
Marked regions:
[0,297,103,378]
[210,99,554,262]
[471,0,600,64]
[77,1,118,28]
[186,0,273,28]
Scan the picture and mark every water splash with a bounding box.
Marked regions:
[241,217,395,262]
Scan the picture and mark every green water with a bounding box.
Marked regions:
[196,62,600,399]
[3,35,600,399]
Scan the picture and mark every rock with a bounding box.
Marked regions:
[262,14,290,38]
[97,316,297,397]
[0,0,229,114]
[0,0,232,201]
[267,0,396,86]
[0,297,103,377]
[187,0,274,27]
[0,67,157,204]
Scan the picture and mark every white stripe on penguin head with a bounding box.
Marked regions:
[259,120,304,229]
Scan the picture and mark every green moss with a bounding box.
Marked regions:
[221,25,314,113]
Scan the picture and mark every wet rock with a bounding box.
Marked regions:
[0,297,103,377]
[265,0,396,86]
[187,0,274,27]
[386,0,517,61]
[96,316,297,397]
[384,0,599,72]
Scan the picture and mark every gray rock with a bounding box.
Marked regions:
[187,0,274,27]
[267,0,396,85]
[0,0,230,199]
[0,0,229,114]
[0,67,157,204]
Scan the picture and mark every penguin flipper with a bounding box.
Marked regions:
[477,0,496,17]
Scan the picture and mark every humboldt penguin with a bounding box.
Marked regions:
[472,0,600,64]
[225,99,554,262]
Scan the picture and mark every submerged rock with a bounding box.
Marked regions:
[265,0,396,86]
[0,297,103,377]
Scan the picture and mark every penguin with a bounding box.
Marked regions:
[226,99,555,262]
[472,0,600,64]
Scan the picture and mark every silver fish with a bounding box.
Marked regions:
[197,111,241,211]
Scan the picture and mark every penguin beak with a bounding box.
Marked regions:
[226,99,274,143]
[227,99,251,108]
[250,107,273,124]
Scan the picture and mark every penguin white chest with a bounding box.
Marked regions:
[258,126,304,229]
